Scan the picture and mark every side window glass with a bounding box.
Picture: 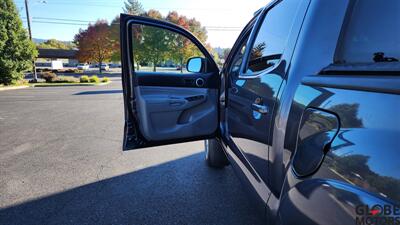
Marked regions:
[131,24,205,74]
[246,0,301,74]
[335,0,400,64]
[229,35,250,74]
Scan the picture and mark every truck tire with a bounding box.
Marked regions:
[204,139,229,168]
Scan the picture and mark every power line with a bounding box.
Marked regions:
[28,16,243,28]
[21,17,242,30]
[29,21,89,26]
[28,21,241,31]
[15,1,252,11]
[33,16,94,23]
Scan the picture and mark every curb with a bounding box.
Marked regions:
[0,85,30,91]
[31,81,111,87]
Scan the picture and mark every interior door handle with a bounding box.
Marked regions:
[252,103,269,114]
[169,99,186,106]
[185,95,204,102]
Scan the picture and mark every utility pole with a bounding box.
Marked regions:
[24,0,37,82]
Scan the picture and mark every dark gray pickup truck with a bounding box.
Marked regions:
[120,0,400,224]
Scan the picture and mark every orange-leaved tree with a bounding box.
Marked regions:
[74,20,114,73]
[165,11,207,73]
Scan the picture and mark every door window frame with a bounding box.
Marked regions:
[120,14,221,150]
[238,0,281,78]
[226,30,251,76]
[223,13,258,76]
[238,0,306,79]
[124,16,219,86]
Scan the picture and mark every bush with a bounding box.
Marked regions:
[89,75,100,83]
[40,72,57,83]
[52,76,79,83]
[65,69,83,73]
[64,69,75,73]
[9,79,29,85]
[101,77,110,83]
[80,75,89,83]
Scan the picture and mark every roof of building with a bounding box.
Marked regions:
[38,48,78,59]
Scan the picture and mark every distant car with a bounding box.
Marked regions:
[176,65,185,70]
[77,63,89,70]
[109,63,121,68]
[100,63,110,71]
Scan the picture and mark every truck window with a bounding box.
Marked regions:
[335,0,400,64]
[245,0,302,74]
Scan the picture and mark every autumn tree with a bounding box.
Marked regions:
[165,11,191,73]
[74,20,114,73]
[107,1,211,72]
[124,0,144,15]
[164,11,206,73]
[250,42,266,61]
[0,0,37,85]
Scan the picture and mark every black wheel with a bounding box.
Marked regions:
[205,139,229,168]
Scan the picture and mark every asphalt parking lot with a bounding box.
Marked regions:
[0,78,264,225]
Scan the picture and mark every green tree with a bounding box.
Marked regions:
[139,10,170,72]
[0,0,37,85]
[36,39,75,50]
[124,0,145,15]
[109,0,145,63]
[109,16,121,62]
[329,103,363,128]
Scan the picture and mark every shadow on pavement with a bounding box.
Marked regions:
[73,90,123,95]
[25,72,122,79]
[0,153,264,225]
[58,73,122,78]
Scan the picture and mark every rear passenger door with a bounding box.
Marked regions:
[278,0,400,224]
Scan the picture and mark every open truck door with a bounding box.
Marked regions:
[120,14,221,150]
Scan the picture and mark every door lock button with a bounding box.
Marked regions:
[195,78,205,87]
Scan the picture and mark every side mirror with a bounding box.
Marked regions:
[186,57,204,73]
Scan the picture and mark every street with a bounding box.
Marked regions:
[0,78,264,225]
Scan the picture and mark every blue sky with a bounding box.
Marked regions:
[15,0,268,48]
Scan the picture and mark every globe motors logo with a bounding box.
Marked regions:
[355,204,400,225]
